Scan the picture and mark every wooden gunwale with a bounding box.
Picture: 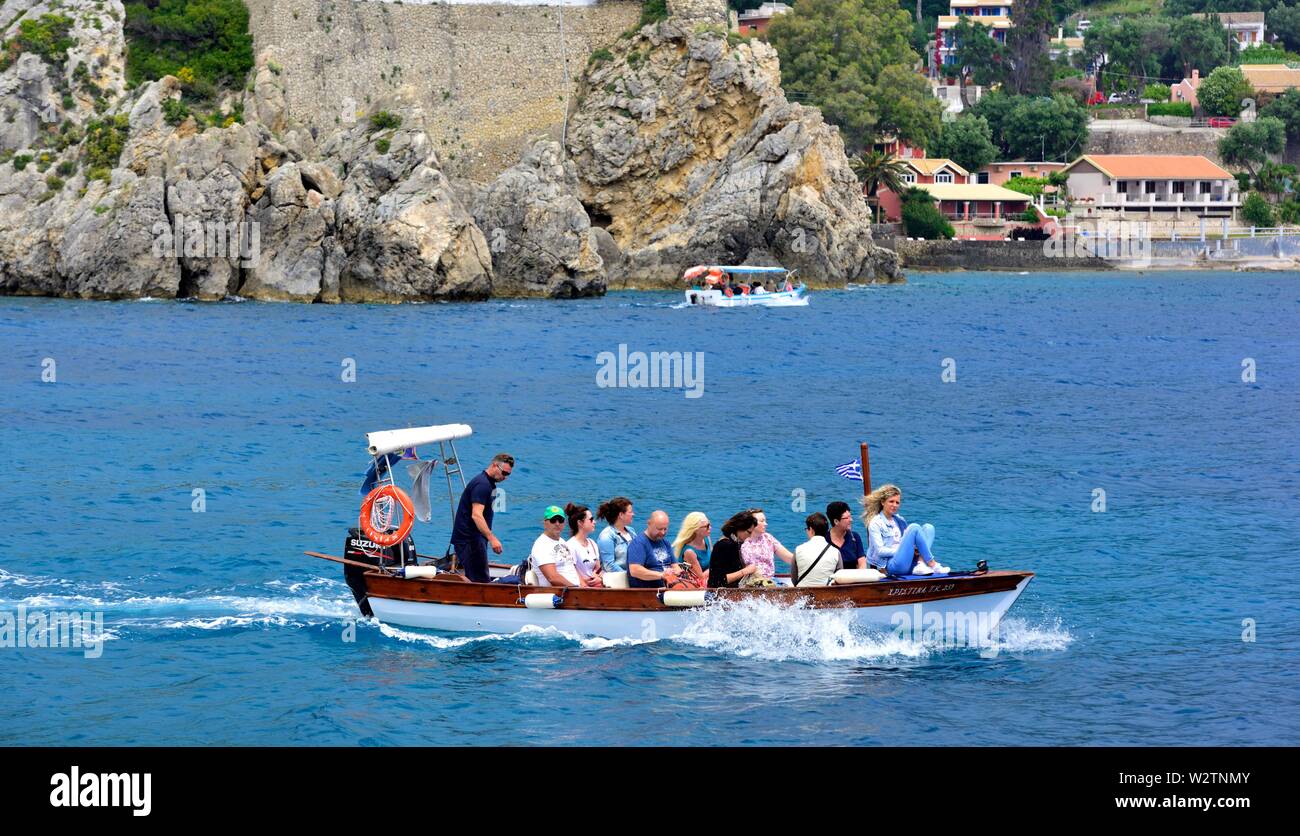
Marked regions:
[362,569,1033,612]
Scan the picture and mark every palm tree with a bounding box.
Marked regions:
[851,150,909,223]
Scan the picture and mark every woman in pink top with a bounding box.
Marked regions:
[739,508,794,578]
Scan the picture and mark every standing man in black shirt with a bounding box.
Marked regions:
[450,453,514,583]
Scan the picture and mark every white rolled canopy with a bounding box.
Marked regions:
[367,423,473,456]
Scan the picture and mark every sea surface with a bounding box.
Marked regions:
[2,271,1298,746]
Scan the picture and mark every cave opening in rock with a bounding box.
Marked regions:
[299,170,323,196]
[584,206,612,229]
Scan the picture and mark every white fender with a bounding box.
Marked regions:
[523,593,560,609]
[662,590,708,607]
[832,568,884,584]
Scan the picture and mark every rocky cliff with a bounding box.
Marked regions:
[0,0,898,301]
[0,0,611,301]
[565,14,901,286]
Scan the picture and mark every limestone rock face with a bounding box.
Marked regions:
[0,53,55,152]
[56,172,181,299]
[566,18,901,285]
[0,1,900,301]
[1,38,493,302]
[163,123,262,299]
[322,102,493,302]
[471,140,607,298]
[0,1,129,150]
[667,0,730,26]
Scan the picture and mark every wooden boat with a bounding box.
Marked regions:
[310,429,1034,643]
[351,568,1033,641]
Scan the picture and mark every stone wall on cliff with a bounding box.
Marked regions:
[882,238,1115,271]
[243,0,641,182]
[1085,124,1227,166]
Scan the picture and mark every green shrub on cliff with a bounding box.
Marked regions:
[124,0,254,90]
[12,154,33,171]
[84,115,130,171]
[0,13,75,72]
[162,97,190,125]
[369,111,402,133]
[638,0,667,28]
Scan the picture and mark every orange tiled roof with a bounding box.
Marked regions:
[1239,64,1300,93]
[1064,155,1233,180]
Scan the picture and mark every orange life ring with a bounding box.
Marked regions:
[359,484,414,547]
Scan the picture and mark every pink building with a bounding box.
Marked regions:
[875,158,1033,238]
[977,161,1067,186]
[1171,69,1202,109]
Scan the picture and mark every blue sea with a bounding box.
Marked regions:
[2,271,1298,746]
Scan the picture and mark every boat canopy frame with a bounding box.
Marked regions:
[364,423,473,539]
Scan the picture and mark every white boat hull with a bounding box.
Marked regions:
[368,577,1031,643]
[684,286,809,307]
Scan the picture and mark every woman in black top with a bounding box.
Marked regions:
[708,511,759,588]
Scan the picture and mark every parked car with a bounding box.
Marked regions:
[1207,116,1237,128]
[1107,90,1138,104]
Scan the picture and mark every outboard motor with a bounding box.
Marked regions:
[342,527,416,617]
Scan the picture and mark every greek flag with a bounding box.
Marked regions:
[835,460,862,481]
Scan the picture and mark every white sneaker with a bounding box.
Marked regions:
[911,562,933,576]
[932,562,950,574]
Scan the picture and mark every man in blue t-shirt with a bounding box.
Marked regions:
[627,510,679,588]
[826,500,866,570]
[450,454,514,583]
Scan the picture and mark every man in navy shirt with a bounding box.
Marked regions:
[825,500,866,570]
[627,510,678,588]
[450,454,514,583]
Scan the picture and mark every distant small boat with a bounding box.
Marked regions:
[682,265,809,307]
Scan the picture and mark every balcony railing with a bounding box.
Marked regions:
[1095,191,1239,206]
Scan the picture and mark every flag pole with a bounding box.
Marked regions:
[859,441,872,496]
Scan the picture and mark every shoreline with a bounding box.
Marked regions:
[4,266,1299,309]
[883,236,1300,274]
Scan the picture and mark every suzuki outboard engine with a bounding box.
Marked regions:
[342,527,416,618]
